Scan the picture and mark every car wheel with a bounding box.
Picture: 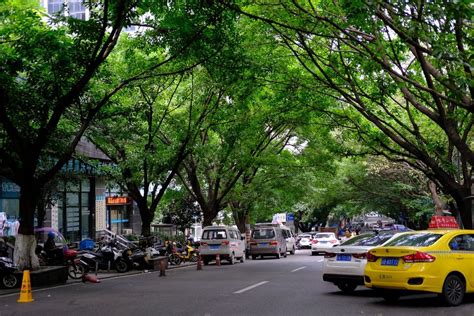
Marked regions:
[251,255,257,260]
[337,282,357,293]
[203,259,209,265]
[2,274,18,289]
[441,274,465,306]
[311,252,316,256]
[283,252,287,258]
[229,253,235,265]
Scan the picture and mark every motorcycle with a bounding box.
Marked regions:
[0,257,18,289]
[77,240,130,273]
[36,246,85,280]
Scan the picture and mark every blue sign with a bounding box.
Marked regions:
[0,177,20,198]
[286,214,294,221]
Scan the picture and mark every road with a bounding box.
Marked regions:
[0,250,473,316]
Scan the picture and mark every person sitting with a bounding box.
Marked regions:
[44,231,63,264]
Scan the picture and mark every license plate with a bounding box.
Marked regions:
[210,245,220,250]
[259,243,268,247]
[381,258,399,266]
[336,254,351,261]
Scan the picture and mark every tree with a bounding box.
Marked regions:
[89,68,222,236]
[161,193,201,235]
[231,0,473,228]
[0,0,236,269]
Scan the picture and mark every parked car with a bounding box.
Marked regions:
[311,232,340,255]
[199,226,246,265]
[297,233,313,249]
[282,226,296,255]
[364,229,474,306]
[322,231,404,292]
[249,226,287,259]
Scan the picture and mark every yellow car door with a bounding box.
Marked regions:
[448,234,474,290]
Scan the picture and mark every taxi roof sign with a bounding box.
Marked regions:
[428,215,459,229]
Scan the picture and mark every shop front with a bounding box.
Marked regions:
[106,196,132,235]
[0,177,20,237]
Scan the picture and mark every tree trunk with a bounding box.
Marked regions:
[137,201,152,237]
[452,187,473,229]
[428,181,445,216]
[14,234,40,271]
[16,179,41,270]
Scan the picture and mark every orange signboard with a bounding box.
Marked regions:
[106,196,130,205]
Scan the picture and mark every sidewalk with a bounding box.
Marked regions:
[0,261,196,296]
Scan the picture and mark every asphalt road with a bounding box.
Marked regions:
[1,250,473,316]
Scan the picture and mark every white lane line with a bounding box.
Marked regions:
[234,281,269,294]
[290,266,306,273]
[317,259,324,262]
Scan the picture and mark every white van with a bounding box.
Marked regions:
[255,223,296,255]
[199,226,246,265]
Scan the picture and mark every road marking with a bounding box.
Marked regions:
[317,259,324,262]
[290,266,306,273]
[234,281,269,294]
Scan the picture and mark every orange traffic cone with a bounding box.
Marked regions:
[216,254,221,266]
[17,270,34,303]
[82,273,101,283]
[197,253,202,271]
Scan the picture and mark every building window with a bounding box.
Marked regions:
[48,0,64,15]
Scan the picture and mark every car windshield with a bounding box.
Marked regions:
[383,232,443,247]
[314,233,333,239]
[202,229,227,240]
[252,229,275,239]
[341,233,396,246]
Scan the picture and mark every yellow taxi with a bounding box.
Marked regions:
[364,228,474,306]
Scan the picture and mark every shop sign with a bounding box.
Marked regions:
[0,178,20,198]
[428,215,459,229]
[106,196,130,205]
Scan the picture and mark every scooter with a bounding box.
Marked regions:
[77,240,130,273]
[36,246,85,279]
[176,241,198,263]
[0,257,18,289]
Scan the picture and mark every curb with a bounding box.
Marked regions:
[0,262,197,297]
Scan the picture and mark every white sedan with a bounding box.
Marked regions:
[297,234,313,249]
[311,232,340,255]
[321,231,404,292]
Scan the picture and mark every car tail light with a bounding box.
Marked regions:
[269,241,278,246]
[311,240,319,244]
[250,242,257,246]
[330,240,338,244]
[352,253,367,259]
[221,241,230,246]
[366,252,378,262]
[324,252,336,258]
[200,242,208,246]
[402,251,435,263]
